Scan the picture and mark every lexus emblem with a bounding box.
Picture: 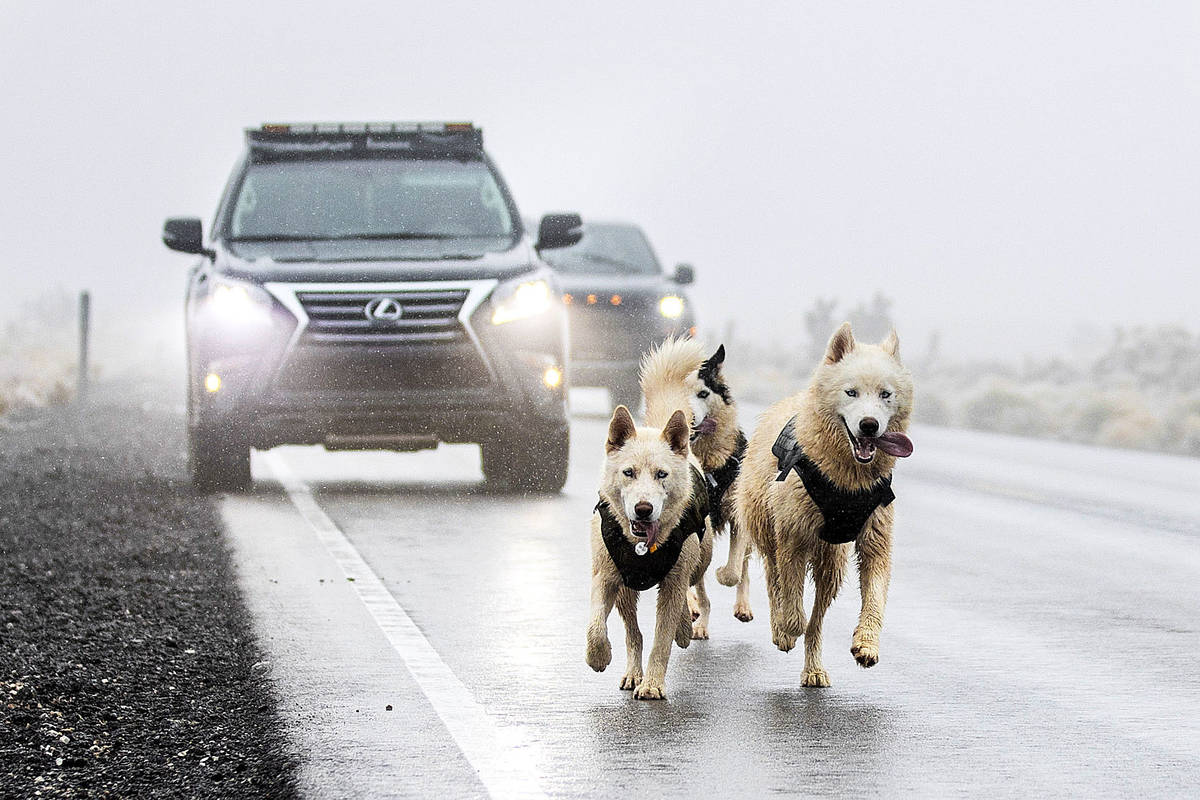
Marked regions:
[364,297,403,322]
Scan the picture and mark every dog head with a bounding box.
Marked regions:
[813,322,914,466]
[687,344,736,440]
[603,405,692,549]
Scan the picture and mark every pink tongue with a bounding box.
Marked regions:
[634,520,663,548]
[694,417,717,436]
[871,432,913,457]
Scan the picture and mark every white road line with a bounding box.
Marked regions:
[261,451,548,800]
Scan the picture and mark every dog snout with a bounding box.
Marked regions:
[859,417,879,437]
[634,501,654,520]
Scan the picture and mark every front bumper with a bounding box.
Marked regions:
[189,279,567,448]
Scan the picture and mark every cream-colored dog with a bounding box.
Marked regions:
[729,322,914,687]
[585,404,713,701]
[639,337,753,632]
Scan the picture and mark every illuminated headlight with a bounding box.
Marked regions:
[542,366,563,389]
[491,279,553,325]
[205,277,273,323]
[658,295,685,319]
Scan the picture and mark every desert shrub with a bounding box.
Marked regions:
[961,381,1048,437]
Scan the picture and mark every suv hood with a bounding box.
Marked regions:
[222,239,539,283]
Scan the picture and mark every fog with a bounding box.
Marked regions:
[3,1,1199,363]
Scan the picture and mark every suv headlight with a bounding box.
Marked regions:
[203,275,274,324]
[491,279,553,325]
[658,295,685,319]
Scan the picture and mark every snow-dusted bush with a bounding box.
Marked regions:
[0,290,80,415]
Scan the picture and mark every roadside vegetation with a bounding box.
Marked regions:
[0,290,79,416]
[725,294,1200,457]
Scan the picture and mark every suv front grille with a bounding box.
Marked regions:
[297,289,470,345]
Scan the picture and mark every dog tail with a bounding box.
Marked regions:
[639,336,707,428]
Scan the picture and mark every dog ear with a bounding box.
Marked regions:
[881,329,900,359]
[661,409,690,456]
[606,405,637,454]
[824,322,856,364]
[698,344,725,386]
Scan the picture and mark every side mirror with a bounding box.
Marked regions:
[673,263,695,285]
[536,213,583,250]
[163,217,205,255]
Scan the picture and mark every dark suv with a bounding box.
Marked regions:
[541,222,695,408]
[163,122,580,493]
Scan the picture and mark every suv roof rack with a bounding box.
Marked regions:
[245,121,483,157]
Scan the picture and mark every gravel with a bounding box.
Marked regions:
[0,392,297,797]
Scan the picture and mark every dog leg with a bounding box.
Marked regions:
[802,545,847,687]
[676,609,693,648]
[852,523,893,669]
[585,575,619,673]
[774,541,808,638]
[636,572,690,700]
[690,573,711,639]
[614,587,643,689]
[733,547,754,622]
[715,519,743,587]
[763,555,797,652]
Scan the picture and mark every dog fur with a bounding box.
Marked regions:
[729,322,913,687]
[640,337,754,629]
[585,342,719,700]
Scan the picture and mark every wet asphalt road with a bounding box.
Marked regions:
[223,391,1200,798]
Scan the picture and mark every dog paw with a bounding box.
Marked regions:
[619,670,642,690]
[772,629,797,652]
[851,637,880,668]
[715,565,740,587]
[691,621,709,640]
[585,636,612,672]
[633,681,666,701]
[733,602,754,622]
[801,669,831,688]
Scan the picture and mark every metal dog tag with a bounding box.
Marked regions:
[634,541,649,556]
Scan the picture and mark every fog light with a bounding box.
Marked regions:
[204,372,222,393]
[542,366,563,390]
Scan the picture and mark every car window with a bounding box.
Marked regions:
[542,224,661,275]
[229,158,514,240]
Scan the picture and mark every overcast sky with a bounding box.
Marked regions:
[2,1,1197,360]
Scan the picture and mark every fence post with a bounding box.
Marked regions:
[78,290,90,402]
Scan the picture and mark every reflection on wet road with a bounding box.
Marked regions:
[224,393,1200,798]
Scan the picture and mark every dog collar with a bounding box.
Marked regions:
[595,466,709,591]
[772,416,894,544]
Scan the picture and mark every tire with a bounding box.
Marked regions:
[610,377,642,412]
[189,425,252,493]
[481,423,569,494]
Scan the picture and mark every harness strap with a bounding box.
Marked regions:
[772,416,894,544]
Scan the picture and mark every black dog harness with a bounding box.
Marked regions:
[772,416,894,544]
[704,430,746,529]
[596,467,709,591]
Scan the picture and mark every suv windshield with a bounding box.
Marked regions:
[541,224,661,275]
[226,158,515,243]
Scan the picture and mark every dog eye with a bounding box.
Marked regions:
[655,470,669,480]
[845,389,858,397]
[880,390,892,399]
[697,390,710,399]
[622,468,635,478]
